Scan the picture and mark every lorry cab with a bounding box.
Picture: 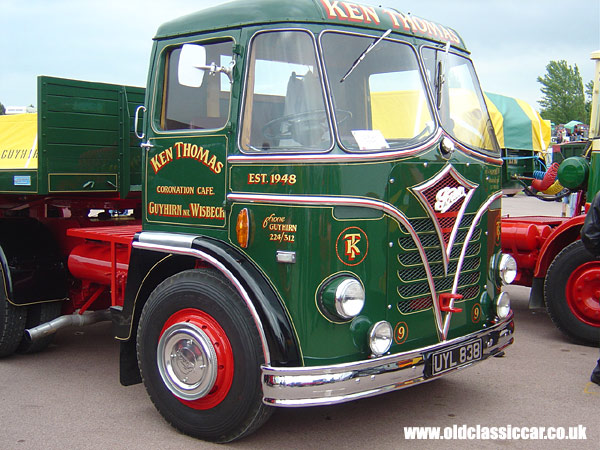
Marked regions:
[0,0,515,443]
[123,0,514,441]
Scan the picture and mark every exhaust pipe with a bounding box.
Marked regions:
[25,309,112,343]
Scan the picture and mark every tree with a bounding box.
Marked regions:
[585,79,594,121]
[0,102,5,115]
[537,60,587,124]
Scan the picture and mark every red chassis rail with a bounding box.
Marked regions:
[501,215,585,287]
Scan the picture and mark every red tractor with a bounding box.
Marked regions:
[501,51,600,345]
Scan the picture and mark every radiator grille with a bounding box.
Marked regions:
[397,283,482,314]
[396,212,482,314]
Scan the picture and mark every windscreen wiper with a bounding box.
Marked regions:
[436,41,451,109]
[340,29,392,83]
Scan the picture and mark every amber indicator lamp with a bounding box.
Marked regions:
[236,208,250,248]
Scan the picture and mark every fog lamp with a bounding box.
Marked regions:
[319,277,365,322]
[498,253,517,285]
[496,292,511,319]
[369,321,393,356]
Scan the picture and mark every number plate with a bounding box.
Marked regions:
[429,338,482,376]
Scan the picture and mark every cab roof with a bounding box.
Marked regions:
[155,0,467,51]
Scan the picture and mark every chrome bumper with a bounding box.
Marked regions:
[261,315,513,407]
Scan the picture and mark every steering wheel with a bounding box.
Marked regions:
[404,122,435,144]
[262,110,352,145]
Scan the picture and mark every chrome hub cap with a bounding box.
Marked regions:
[157,322,218,400]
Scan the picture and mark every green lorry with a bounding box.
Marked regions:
[0,0,515,442]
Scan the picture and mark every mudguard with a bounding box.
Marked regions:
[534,215,585,278]
[117,232,301,386]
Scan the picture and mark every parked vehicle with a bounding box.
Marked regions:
[0,0,515,442]
[501,50,600,346]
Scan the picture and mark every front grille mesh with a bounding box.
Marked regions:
[397,284,482,314]
[396,212,482,314]
[397,271,480,298]
[398,254,481,282]
[397,242,481,266]
[398,228,481,251]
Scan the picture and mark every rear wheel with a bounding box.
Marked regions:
[137,269,272,443]
[0,276,27,358]
[545,240,600,345]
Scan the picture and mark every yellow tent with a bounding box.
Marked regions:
[371,90,432,139]
[484,93,551,152]
[370,88,550,153]
[0,113,38,170]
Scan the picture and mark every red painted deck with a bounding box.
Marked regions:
[502,215,569,227]
[66,225,142,245]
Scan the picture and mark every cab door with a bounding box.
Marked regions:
[142,35,239,232]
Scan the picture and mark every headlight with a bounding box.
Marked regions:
[319,276,365,321]
[496,292,511,319]
[334,279,365,319]
[369,321,393,356]
[498,253,517,285]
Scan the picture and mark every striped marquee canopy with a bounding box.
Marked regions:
[484,92,551,152]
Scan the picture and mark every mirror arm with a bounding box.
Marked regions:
[223,59,236,83]
[195,59,236,83]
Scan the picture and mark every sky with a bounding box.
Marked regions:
[1,0,599,111]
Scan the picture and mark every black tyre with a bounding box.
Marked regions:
[17,301,63,354]
[0,276,27,358]
[544,240,600,346]
[137,269,272,443]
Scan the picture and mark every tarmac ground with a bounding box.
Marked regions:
[0,194,598,449]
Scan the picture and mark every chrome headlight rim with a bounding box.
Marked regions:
[334,278,365,320]
[318,275,366,322]
[496,291,511,320]
[368,320,393,356]
[498,253,517,285]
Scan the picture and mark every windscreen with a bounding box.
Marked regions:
[321,31,435,152]
[422,48,499,156]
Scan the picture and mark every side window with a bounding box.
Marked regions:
[240,30,332,152]
[161,40,233,131]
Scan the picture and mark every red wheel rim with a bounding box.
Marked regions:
[158,308,234,410]
[565,262,600,327]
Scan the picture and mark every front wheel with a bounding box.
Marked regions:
[544,240,600,345]
[137,269,272,443]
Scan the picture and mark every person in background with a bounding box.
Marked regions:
[580,191,600,385]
